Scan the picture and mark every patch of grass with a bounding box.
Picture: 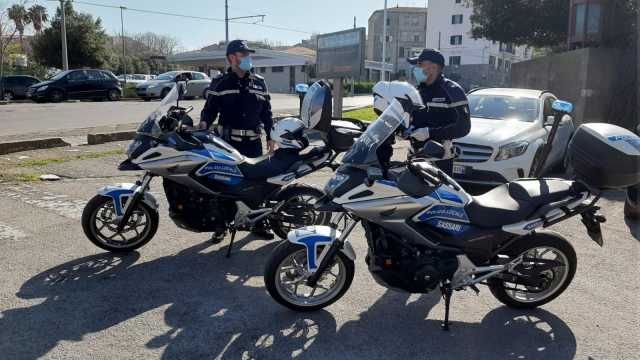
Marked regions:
[17,149,125,167]
[342,106,378,122]
[0,173,41,182]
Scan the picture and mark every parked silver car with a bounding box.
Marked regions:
[135,71,210,101]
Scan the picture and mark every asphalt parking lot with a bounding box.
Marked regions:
[0,141,638,359]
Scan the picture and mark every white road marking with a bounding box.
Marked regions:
[0,184,85,219]
[0,223,25,241]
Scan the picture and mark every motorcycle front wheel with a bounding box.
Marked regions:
[81,195,159,252]
[264,241,355,312]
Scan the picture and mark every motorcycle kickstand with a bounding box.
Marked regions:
[225,229,237,258]
[440,283,453,331]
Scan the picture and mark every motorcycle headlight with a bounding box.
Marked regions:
[37,85,48,92]
[324,173,349,196]
[495,141,529,161]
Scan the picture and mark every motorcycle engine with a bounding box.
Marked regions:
[364,222,458,293]
[163,179,235,232]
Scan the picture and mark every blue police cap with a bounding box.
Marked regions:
[226,40,255,56]
[407,48,445,67]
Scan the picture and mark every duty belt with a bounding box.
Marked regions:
[217,125,261,141]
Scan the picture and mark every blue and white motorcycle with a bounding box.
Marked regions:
[264,83,640,330]
[81,80,365,255]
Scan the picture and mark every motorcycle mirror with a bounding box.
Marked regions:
[552,100,573,114]
[295,83,309,94]
[417,140,445,160]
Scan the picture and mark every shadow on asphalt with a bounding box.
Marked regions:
[1,235,576,360]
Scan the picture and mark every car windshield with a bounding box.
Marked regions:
[468,94,539,122]
[155,71,177,81]
[49,70,71,81]
[342,100,406,168]
[136,84,179,137]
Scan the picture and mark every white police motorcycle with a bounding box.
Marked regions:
[81,79,366,255]
[264,82,640,330]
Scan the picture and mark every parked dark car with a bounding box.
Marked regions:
[26,69,122,103]
[1,75,40,100]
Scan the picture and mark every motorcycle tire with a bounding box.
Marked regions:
[81,195,159,253]
[264,241,355,312]
[268,184,331,240]
[488,231,577,309]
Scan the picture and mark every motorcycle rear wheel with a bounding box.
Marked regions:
[264,241,355,312]
[268,184,331,239]
[81,195,159,252]
[488,231,577,309]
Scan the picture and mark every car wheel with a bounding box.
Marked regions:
[49,90,64,103]
[2,91,14,101]
[160,88,170,100]
[107,88,121,101]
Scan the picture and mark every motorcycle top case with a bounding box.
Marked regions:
[328,120,363,153]
[568,123,640,189]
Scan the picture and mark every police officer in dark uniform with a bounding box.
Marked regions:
[199,40,276,157]
[407,48,471,176]
[199,40,275,239]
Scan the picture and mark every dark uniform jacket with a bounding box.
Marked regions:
[411,74,471,145]
[200,68,273,140]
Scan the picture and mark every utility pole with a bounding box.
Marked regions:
[120,6,126,83]
[381,0,388,81]
[225,0,229,45]
[353,16,356,29]
[60,0,69,70]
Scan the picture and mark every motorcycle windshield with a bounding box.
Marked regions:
[342,99,407,168]
[136,84,179,137]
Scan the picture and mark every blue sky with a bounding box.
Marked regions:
[5,0,428,51]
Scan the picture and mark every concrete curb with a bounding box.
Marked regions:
[87,131,137,145]
[0,138,70,155]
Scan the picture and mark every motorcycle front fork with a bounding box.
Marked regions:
[116,172,153,232]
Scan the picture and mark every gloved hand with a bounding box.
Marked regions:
[409,127,430,142]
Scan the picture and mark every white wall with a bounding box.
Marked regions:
[426,0,531,67]
[255,65,308,93]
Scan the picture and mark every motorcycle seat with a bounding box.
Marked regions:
[465,179,574,228]
[238,148,302,180]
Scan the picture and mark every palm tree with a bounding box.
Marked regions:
[7,4,30,52]
[28,5,48,34]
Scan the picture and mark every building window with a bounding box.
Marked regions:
[451,14,463,24]
[272,66,284,73]
[413,34,420,42]
[574,4,586,36]
[449,56,461,66]
[499,42,515,54]
[586,4,601,35]
[455,0,462,3]
[524,47,529,57]
[399,47,405,58]
[450,35,462,45]
[505,60,511,71]
[300,65,306,73]
[497,58,503,70]
[489,55,496,66]
[386,17,390,26]
[258,67,266,73]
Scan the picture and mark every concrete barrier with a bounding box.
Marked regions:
[0,138,70,155]
[87,131,137,145]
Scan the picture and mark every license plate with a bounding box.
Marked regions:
[453,165,466,175]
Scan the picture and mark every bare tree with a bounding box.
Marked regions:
[0,6,19,99]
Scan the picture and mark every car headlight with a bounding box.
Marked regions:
[36,86,48,92]
[324,173,349,196]
[495,141,529,161]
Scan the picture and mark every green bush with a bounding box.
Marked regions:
[343,81,376,95]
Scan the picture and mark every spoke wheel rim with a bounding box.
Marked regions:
[274,248,346,307]
[277,194,327,233]
[91,200,152,249]
[503,246,569,303]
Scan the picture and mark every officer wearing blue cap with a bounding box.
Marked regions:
[407,48,471,175]
[199,39,275,239]
[199,40,275,156]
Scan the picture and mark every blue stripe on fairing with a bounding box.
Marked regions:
[292,235,334,270]
[190,148,236,161]
[103,188,135,216]
[418,204,469,222]
[434,187,463,204]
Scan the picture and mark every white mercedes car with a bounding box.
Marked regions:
[452,88,575,185]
